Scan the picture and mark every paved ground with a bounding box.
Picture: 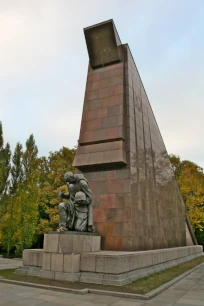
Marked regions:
[0,259,203,305]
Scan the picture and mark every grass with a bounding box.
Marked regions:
[0,256,204,295]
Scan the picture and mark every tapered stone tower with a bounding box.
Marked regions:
[73,20,196,251]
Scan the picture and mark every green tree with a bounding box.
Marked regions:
[0,196,17,256]
[0,122,11,198]
[13,134,40,255]
[10,142,23,195]
[169,154,204,244]
[22,134,38,183]
[37,147,76,234]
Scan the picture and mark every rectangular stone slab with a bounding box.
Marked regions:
[44,233,101,254]
[22,249,43,267]
[80,245,203,274]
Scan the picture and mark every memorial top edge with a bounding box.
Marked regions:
[84,19,113,31]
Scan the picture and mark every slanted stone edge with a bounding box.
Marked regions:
[0,261,203,300]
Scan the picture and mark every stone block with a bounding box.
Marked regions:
[102,279,128,286]
[152,251,160,265]
[95,255,105,273]
[39,270,55,280]
[129,253,143,270]
[15,266,29,275]
[160,250,167,263]
[58,234,73,254]
[102,256,118,274]
[55,272,80,282]
[142,252,153,267]
[103,272,127,281]
[92,236,101,252]
[38,250,43,267]
[64,254,80,273]
[95,255,129,274]
[72,234,101,254]
[23,249,43,267]
[80,272,104,284]
[51,253,63,272]
[44,234,59,253]
[72,235,88,253]
[81,254,96,272]
[26,267,43,278]
[80,277,103,284]
[44,233,101,254]
[42,252,51,271]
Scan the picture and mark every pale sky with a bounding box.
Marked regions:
[0,0,203,167]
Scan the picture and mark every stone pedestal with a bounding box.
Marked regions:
[41,232,101,282]
[20,232,101,282]
[44,231,101,254]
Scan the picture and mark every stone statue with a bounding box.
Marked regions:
[57,172,94,232]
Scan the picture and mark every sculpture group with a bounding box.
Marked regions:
[58,172,94,232]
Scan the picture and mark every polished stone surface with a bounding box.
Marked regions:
[1,260,204,305]
[73,20,192,251]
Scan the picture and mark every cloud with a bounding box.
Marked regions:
[0,0,203,169]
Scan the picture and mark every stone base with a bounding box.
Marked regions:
[42,232,101,273]
[80,246,203,274]
[23,249,43,267]
[18,245,204,286]
[80,252,204,286]
[43,253,80,273]
[16,266,80,282]
[44,232,101,254]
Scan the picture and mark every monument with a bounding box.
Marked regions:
[73,19,196,251]
[18,20,203,285]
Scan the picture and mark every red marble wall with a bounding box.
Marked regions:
[73,23,188,251]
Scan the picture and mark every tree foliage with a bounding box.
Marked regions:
[0,122,76,256]
[169,154,204,238]
[1,119,203,254]
[0,122,11,198]
[10,142,23,195]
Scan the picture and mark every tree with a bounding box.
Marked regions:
[178,165,204,231]
[13,134,40,255]
[10,142,23,195]
[169,154,204,237]
[0,122,11,198]
[22,134,38,183]
[37,147,76,235]
[0,196,17,256]
[0,132,76,254]
[14,183,39,255]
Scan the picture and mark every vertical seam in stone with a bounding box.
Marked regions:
[50,253,52,271]
[139,84,147,180]
[57,233,59,253]
[131,56,139,185]
[147,108,156,184]
[63,253,65,273]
